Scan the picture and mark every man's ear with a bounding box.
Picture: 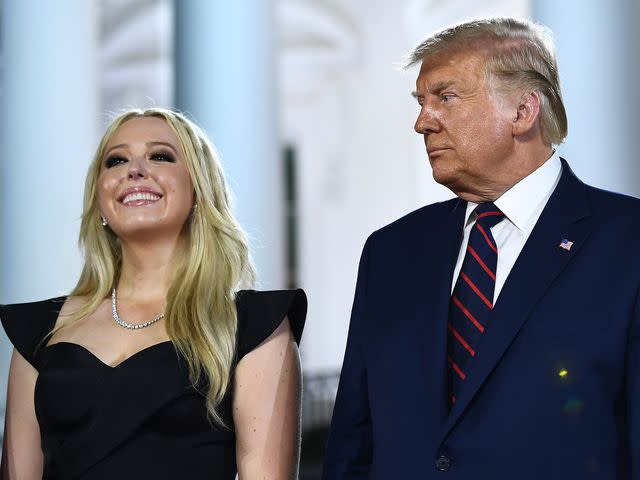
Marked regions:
[512,90,542,137]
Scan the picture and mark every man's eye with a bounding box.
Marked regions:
[150,152,176,163]
[442,94,454,102]
[105,156,127,168]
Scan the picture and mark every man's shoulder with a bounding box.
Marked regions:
[584,183,640,218]
[374,197,461,239]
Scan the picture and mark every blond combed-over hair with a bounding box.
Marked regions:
[54,107,255,425]
[405,17,568,146]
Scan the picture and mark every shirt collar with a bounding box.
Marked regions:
[463,151,562,233]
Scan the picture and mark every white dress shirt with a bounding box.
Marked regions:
[450,151,562,303]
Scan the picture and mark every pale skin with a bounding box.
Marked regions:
[412,48,553,201]
[2,116,301,479]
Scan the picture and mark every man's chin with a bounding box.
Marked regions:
[431,170,477,199]
[431,167,458,189]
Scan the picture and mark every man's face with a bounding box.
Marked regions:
[413,49,518,202]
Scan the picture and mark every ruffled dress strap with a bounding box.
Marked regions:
[235,289,307,361]
[0,296,65,370]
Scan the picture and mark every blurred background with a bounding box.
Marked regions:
[0,0,639,476]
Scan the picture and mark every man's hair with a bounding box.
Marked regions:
[406,17,567,146]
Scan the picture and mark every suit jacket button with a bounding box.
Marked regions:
[435,455,451,471]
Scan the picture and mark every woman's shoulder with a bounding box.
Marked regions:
[235,289,307,361]
[0,295,67,369]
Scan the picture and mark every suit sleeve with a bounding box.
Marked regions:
[323,235,373,479]
[629,288,640,475]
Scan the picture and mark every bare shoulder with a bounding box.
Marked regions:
[54,295,93,328]
[48,295,106,344]
[59,295,91,315]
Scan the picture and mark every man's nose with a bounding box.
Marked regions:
[127,158,148,180]
[414,103,439,134]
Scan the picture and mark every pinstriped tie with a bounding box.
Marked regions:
[447,203,505,406]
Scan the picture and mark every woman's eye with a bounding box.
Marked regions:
[150,152,176,163]
[105,156,127,168]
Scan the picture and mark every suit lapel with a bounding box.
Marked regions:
[438,159,594,440]
[413,198,467,423]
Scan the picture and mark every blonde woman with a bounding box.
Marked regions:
[0,108,306,479]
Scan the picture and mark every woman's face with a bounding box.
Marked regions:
[97,116,194,242]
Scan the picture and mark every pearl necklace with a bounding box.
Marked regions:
[111,288,165,330]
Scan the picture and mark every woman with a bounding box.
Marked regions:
[0,108,306,479]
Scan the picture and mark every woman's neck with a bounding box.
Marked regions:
[116,236,186,302]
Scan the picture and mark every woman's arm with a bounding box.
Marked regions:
[2,349,43,479]
[233,317,302,479]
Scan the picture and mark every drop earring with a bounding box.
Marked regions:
[101,216,108,227]
[189,203,198,223]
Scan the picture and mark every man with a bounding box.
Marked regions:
[323,18,639,479]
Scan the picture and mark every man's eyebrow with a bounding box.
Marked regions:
[428,81,457,94]
[411,81,459,99]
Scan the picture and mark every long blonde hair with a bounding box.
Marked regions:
[57,108,255,424]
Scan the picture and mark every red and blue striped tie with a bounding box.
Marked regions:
[448,203,505,406]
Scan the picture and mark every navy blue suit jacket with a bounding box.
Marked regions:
[323,160,640,479]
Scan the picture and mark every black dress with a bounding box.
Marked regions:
[0,289,306,479]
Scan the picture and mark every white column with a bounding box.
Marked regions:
[0,0,99,302]
[0,0,99,420]
[174,0,284,289]
[533,0,640,196]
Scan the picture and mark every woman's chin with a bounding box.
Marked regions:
[111,219,183,242]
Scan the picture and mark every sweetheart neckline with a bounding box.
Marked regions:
[43,340,174,369]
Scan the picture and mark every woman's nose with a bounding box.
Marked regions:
[127,158,148,180]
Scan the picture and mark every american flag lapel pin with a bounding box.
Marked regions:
[559,238,573,251]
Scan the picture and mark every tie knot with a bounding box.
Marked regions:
[474,203,505,229]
